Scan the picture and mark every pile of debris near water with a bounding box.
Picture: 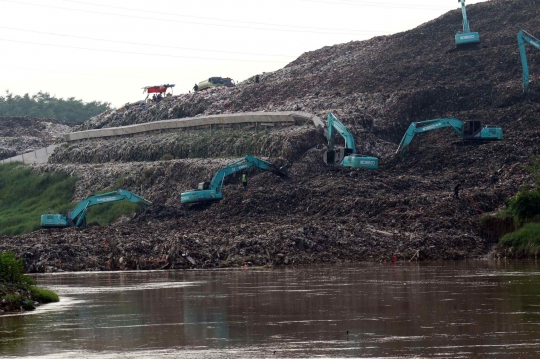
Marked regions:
[2,0,540,270]
[0,117,70,160]
[1,121,534,273]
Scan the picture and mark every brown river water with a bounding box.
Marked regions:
[2,261,540,358]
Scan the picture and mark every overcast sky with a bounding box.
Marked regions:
[1,0,489,107]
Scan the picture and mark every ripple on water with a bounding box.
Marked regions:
[45,281,202,295]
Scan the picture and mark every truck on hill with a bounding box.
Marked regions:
[197,77,235,91]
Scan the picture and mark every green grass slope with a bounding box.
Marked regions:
[0,163,143,235]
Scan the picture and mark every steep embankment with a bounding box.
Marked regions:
[2,0,540,271]
[0,117,70,160]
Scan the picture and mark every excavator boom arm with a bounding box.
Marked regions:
[70,189,151,226]
[209,156,280,194]
[181,156,286,205]
[459,0,471,33]
[518,30,540,92]
[396,119,463,156]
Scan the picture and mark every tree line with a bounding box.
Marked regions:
[0,91,110,124]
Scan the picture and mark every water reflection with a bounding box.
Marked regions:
[2,261,540,358]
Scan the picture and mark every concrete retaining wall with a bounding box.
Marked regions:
[64,111,324,143]
[0,145,59,165]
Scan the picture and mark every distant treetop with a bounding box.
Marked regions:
[0,91,111,124]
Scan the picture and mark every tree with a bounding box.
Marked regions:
[0,90,110,124]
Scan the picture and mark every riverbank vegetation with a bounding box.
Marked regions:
[497,157,540,257]
[0,252,59,314]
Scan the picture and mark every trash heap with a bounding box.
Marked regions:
[0,117,70,160]
[58,0,540,165]
[1,0,540,271]
[2,117,536,273]
[50,126,325,164]
[75,0,539,136]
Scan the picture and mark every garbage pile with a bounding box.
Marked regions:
[2,114,535,273]
[2,0,540,271]
[50,126,325,164]
[58,0,540,166]
[1,129,529,273]
[76,0,539,138]
[0,117,70,160]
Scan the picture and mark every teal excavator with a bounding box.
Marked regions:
[517,30,540,93]
[181,156,287,204]
[41,189,152,228]
[396,118,503,157]
[455,0,480,46]
[323,112,378,170]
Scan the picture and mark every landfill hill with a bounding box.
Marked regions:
[0,117,70,160]
[76,0,539,132]
[1,0,540,272]
[60,0,540,163]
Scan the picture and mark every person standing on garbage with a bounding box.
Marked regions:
[255,74,260,84]
[242,172,248,190]
[454,183,462,199]
[193,83,199,92]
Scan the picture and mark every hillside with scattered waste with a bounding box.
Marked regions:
[1,0,540,272]
[0,117,70,160]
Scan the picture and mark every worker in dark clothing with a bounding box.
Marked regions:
[156,93,163,102]
[255,75,260,84]
[454,183,462,199]
[193,83,199,92]
[242,173,247,190]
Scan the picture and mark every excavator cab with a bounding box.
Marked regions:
[197,182,211,190]
[324,148,354,166]
[462,120,503,141]
[462,120,482,138]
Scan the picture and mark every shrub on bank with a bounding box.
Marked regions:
[30,287,59,303]
[498,157,540,256]
[1,251,59,313]
[500,223,540,257]
[0,252,28,284]
[505,187,540,221]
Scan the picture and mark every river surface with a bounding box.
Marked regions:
[2,262,540,358]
